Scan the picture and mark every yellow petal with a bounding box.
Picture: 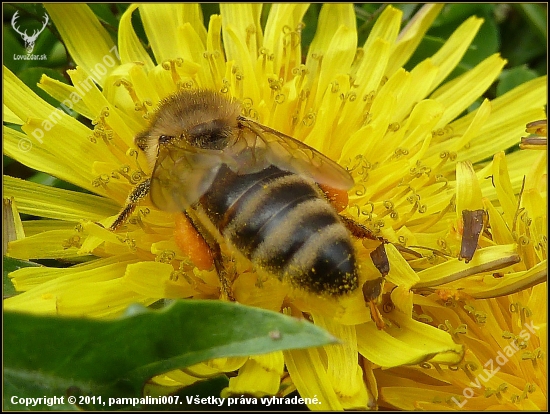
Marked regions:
[386,4,443,75]
[223,352,284,397]
[3,197,25,245]
[391,286,414,315]
[3,69,120,193]
[7,229,87,260]
[67,67,135,148]
[456,161,484,216]
[395,59,440,121]
[315,24,357,102]
[356,312,464,367]
[468,114,546,172]
[448,98,492,153]
[5,255,142,315]
[364,5,401,51]
[379,383,470,411]
[207,356,248,373]
[522,188,547,262]
[524,151,547,194]
[205,15,226,90]
[139,4,205,64]
[340,89,395,164]
[232,273,287,313]
[4,66,65,121]
[3,176,119,222]
[263,4,309,80]
[56,278,153,317]
[220,4,263,62]
[283,347,343,410]
[307,4,355,59]
[185,361,229,378]
[385,243,420,289]
[492,75,547,115]
[482,198,515,245]
[492,151,518,225]
[177,23,214,87]
[446,77,547,170]
[401,99,444,163]
[3,104,22,124]
[348,38,391,128]
[313,314,370,409]
[428,16,484,93]
[118,4,155,69]
[45,4,118,87]
[148,369,203,390]
[432,54,506,128]
[127,63,161,109]
[37,75,95,119]
[219,26,260,104]
[414,244,520,288]
[124,262,195,299]
[458,261,547,299]
[307,4,356,100]
[303,72,351,154]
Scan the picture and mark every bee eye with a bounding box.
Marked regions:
[189,120,230,150]
[159,135,174,145]
[134,133,148,151]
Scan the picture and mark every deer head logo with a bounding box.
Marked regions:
[11,11,49,54]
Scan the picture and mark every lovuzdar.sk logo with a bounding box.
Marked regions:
[11,11,49,60]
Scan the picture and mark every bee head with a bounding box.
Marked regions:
[134,130,160,174]
[186,118,233,150]
[134,89,241,171]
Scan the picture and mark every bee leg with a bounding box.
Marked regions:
[339,216,389,276]
[176,212,236,302]
[363,277,386,330]
[340,215,388,330]
[209,241,236,302]
[109,179,151,231]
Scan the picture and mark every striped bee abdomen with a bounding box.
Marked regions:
[200,164,358,295]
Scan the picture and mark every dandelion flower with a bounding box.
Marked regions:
[376,132,547,409]
[4,4,546,410]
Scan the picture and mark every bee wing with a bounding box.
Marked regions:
[149,144,235,212]
[149,118,354,212]
[236,117,354,190]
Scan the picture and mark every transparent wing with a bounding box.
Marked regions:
[149,145,230,212]
[235,117,354,191]
[149,118,354,212]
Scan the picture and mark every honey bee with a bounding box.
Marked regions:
[112,89,388,300]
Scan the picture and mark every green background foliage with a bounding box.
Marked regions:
[4,300,335,410]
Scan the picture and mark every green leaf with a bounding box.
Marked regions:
[15,67,69,109]
[500,5,547,69]
[88,3,120,29]
[515,4,547,43]
[3,257,41,298]
[301,4,322,53]
[496,66,539,96]
[433,4,493,26]
[4,300,336,410]
[395,4,422,22]
[461,16,499,69]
